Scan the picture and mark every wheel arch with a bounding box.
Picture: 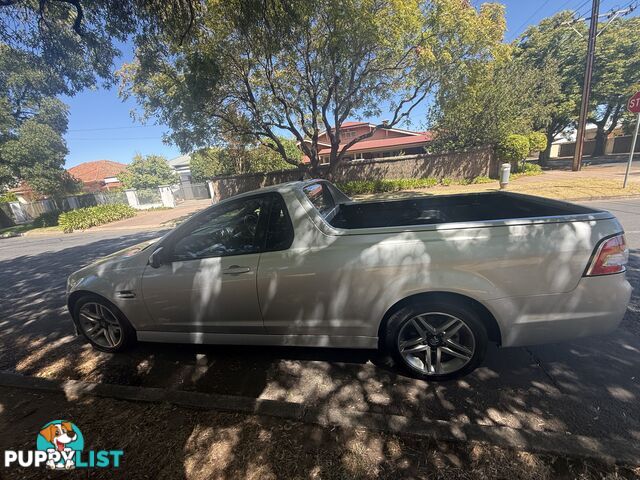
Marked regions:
[377,291,502,346]
[67,290,113,315]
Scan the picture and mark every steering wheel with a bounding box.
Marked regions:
[242,213,259,236]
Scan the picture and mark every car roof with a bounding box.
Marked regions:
[227,179,325,199]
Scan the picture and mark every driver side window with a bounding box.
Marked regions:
[171,196,269,261]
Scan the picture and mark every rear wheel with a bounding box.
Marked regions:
[73,295,136,353]
[384,299,488,381]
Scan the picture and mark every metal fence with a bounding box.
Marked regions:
[175,182,211,200]
[1,181,211,226]
[136,188,163,207]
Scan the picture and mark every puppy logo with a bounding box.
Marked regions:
[36,420,84,470]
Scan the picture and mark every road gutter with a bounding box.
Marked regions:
[0,371,637,465]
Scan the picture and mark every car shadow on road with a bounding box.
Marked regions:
[0,234,639,476]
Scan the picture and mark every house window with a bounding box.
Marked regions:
[340,130,356,140]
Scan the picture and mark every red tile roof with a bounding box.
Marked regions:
[68,160,127,183]
[317,132,433,155]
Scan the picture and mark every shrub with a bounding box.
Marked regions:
[338,178,438,195]
[58,204,137,233]
[32,211,60,228]
[497,134,530,163]
[471,175,494,184]
[513,162,542,177]
[441,177,453,186]
[0,192,18,203]
[527,131,547,153]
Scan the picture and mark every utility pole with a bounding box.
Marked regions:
[572,0,600,171]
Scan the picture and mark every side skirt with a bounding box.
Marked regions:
[136,331,378,349]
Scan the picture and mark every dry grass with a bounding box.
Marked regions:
[1,386,637,480]
[355,176,640,202]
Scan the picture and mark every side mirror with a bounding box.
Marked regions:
[148,247,166,269]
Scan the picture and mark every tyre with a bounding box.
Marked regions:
[384,299,488,381]
[72,294,136,353]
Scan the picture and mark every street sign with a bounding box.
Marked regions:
[629,91,640,114]
[623,91,640,188]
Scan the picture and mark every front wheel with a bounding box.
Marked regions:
[73,295,136,353]
[384,299,488,381]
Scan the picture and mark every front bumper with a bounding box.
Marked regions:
[487,273,632,348]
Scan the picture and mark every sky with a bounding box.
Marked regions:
[62,0,636,168]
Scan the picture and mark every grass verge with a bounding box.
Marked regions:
[354,176,640,202]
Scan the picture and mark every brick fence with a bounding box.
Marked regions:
[209,146,497,201]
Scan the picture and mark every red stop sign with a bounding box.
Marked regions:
[629,91,640,114]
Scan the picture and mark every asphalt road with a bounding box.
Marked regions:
[0,199,638,445]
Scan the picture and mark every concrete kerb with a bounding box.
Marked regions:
[0,371,637,466]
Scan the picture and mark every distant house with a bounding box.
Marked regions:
[68,160,127,192]
[167,154,192,184]
[301,121,433,163]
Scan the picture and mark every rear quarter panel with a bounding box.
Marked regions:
[258,194,624,339]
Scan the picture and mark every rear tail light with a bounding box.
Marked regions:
[585,234,629,276]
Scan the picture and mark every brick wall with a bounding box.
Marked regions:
[209,146,497,201]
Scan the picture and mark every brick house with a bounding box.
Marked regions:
[302,121,433,163]
[68,160,127,192]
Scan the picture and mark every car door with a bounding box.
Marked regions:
[141,194,273,333]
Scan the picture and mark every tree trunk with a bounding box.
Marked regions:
[538,130,555,166]
[593,123,607,157]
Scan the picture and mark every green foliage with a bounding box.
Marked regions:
[119,154,178,189]
[0,46,78,196]
[338,175,498,195]
[429,54,557,153]
[441,177,453,186]
[513,11,586,161]
[120,0,506,174]
[497,134,530,163]
[0,1,197,96]
[0,192,17,203]
[588,17,640,156]
[191,137,300,181]
[58,204,137,233]
[338,178,437,195]
[471,175,494,184]
[32,211,60,228]
[513,162,543,176]
[527,131,547,153]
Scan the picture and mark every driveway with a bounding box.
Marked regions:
[0,199,638,445]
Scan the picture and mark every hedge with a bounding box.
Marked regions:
[337,176,494,195]
[32,211,60,228]
[58,204,137,233]
[512,162,543,177]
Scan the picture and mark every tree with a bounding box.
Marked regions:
[0,46,80,197]
[513,11,586,164]
[120,0,506,177]
[588,17,640,157]
[119,154,178,189]
[0,0,198,95]
[190,136,299,181]
[428,53,556,153]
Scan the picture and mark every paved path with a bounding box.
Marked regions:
[0,199,638,445]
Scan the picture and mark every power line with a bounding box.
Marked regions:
[67,125,157,132]
[66,136,165,140]
[508,0,592,42]
[509,0,554,40]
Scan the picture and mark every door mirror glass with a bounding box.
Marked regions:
[148,247,165,268]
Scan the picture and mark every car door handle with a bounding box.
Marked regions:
[223,265,252,275]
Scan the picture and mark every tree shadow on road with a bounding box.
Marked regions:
[0,235,639,478]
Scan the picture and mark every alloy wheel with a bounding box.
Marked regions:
[397,312,475,375]
[78,302,123,349]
